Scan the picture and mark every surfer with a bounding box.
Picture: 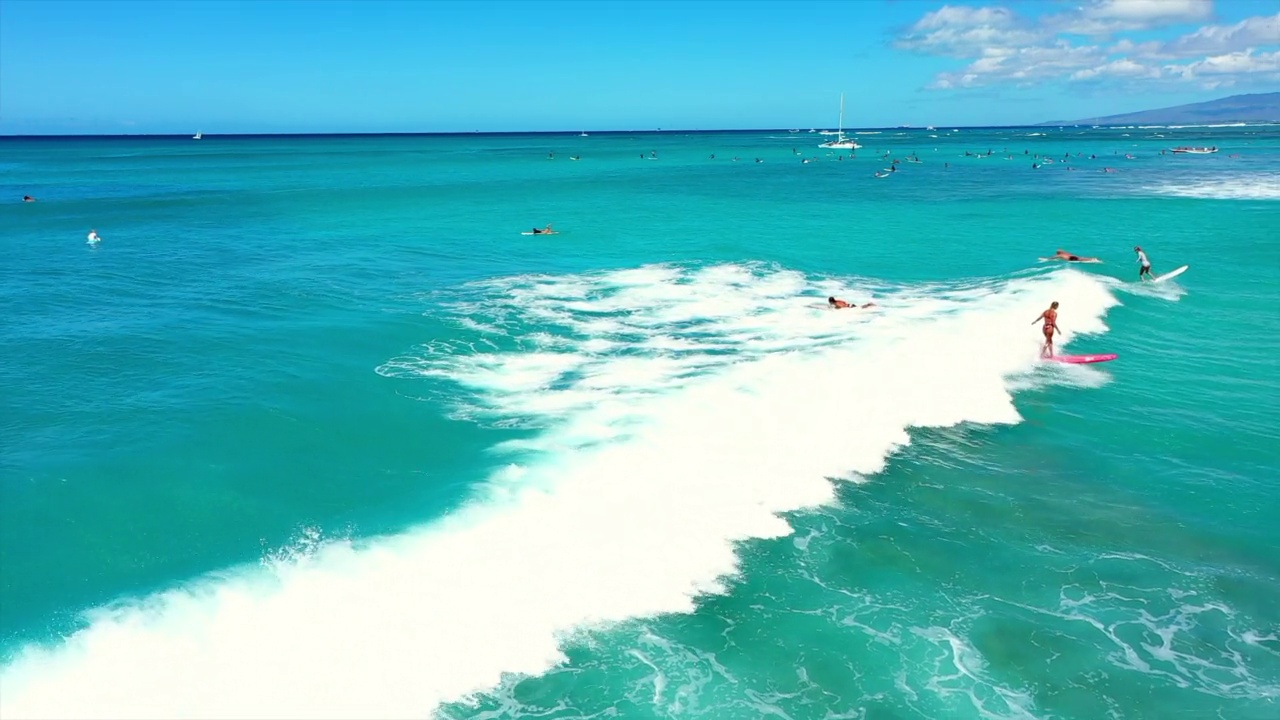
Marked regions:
[530,224,555,235]
[1032,301,1061,358]
[1047,249,1099,263]
[22,195,35,202]
[828,296,875,309]
[1134,246,1153,280]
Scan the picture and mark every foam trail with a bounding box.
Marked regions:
[1144,173,1280,200]
[0,264,1119,720]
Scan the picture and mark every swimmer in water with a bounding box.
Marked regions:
[23,195,36,202]
[1032,301,1061,358]
[828,296,876,309]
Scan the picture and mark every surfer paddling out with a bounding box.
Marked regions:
[1041,249,1100,263]
[828,296,875,309]
[1032,301,1061,358]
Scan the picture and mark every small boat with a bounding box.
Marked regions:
[1171,146,1218,154]
[193,131,202,140]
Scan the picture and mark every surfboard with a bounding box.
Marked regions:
[1038,257,1102,263]
[1045,353,1117,364]
[1151,264,1188,283]
[520,232,559,236]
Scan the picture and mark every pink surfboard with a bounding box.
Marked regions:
[1045,353,1117,364]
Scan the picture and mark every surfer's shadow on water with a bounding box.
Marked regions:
[1113,281,1187,302]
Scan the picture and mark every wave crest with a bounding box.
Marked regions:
[1,263,1120,719]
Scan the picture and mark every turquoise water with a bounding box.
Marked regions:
[1,127,1278,719]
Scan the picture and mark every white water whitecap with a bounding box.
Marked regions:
[0,263,1120,719]
[1144,174,1280,201]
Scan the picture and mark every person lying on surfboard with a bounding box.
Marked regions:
[1032,301,1062,358]
[530,224,556,235]
[1044,249,1099,263]
[828,296,875,309]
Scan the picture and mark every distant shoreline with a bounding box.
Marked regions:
[1040,92,1280,127]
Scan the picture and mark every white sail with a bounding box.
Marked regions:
[819,93,861,150]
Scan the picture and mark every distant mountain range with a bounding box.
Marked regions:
[1042,92,1280,126]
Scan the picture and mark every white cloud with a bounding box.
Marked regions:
[909,4,1018,32]
[1161,12,1280,57]
[895,4,1045,57]
[1165,49,1280,83]
[1070,58,1162,81]
[1045,0,1212,37]
[1108,38,1165,56]
[931,42,1106,88]
[898,2,1280,91]
[1087,0,1211,22]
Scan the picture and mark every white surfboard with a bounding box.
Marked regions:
[1151,264,1188,283]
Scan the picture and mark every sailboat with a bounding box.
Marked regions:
[819,93,860,150]
[193,131,202,140]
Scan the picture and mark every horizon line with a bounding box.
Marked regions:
[4,121,1278,139]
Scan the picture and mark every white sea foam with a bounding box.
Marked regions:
[0,263,1120,720]
[1145,174,1280,200]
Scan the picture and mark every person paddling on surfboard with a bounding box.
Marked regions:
[1033,301,1062,358]
[530,224,555,235]
[1046,249,1099,263]
[1135,246,1153,281]
[828,296,875,309]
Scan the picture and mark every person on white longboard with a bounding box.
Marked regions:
[1135,246,1153,281]
[1032,301,1062,358]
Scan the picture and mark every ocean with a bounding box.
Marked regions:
[1,125,1278,720]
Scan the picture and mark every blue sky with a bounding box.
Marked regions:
[1,0,1276,134]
